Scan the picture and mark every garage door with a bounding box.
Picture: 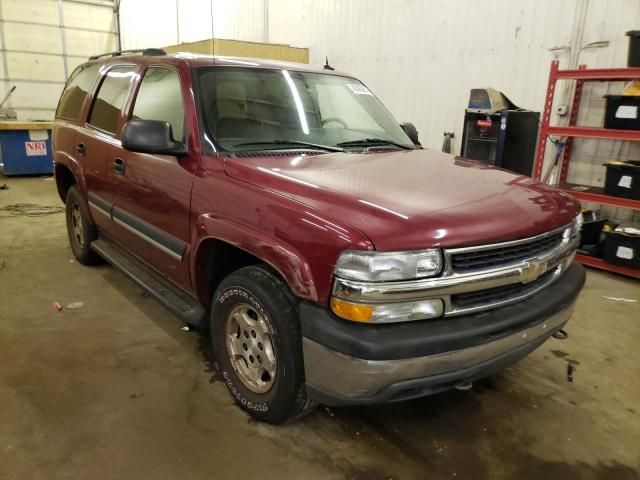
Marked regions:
[0,0,117,121]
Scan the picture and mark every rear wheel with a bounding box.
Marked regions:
[65,186,101,265]
[211,265,315,424]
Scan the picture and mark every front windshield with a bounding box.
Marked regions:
[196,67,415,151]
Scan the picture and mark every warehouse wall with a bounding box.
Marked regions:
[119,0,267,48]
[120,0,640,222]
[0,0,117,121]
[120,1,639,149]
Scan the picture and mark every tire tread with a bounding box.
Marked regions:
[65,186,101,265]
[212,264,316,423]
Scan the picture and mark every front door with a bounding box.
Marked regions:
[110,66,197,290]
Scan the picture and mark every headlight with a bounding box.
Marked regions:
[334,249,442,282]
[332,249,444,323]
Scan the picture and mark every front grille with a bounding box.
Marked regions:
[451,269,556,310]
[450,230,565,273]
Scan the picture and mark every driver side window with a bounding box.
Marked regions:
[132,67,185,140]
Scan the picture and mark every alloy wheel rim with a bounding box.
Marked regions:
[225,302,277,394]
[71,203,84,248]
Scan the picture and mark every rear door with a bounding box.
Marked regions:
[78,65,137,235]
[109,65,196,290]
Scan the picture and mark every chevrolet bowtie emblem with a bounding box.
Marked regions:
[521,261,547,284]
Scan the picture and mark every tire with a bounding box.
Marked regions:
[65,186,101,265]
[210,265,316,424]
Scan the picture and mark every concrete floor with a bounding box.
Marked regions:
[0,175,639,480]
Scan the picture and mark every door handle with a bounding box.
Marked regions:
[76,142,86,156]
[113,157,126,175]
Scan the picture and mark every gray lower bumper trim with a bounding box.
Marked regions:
[303,302,575,401]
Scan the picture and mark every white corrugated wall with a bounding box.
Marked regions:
[119,0,267,48]
[120,1,636,142]
[122,0,640,221]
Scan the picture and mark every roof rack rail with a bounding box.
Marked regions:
[89,48,167,60]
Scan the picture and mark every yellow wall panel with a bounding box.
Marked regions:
[164,38,309,64]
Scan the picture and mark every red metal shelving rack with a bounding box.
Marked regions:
[533,60,640,279]
[574,253,640,279]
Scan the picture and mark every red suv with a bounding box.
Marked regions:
[53,49,585,423]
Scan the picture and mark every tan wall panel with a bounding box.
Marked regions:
[62,1,114,31]
[66,55,89,74]
[6,52,65,82]
[13,110,54,121]
[0,0,115,120]
[3,22,61,53]
[164,38,309,64]
[65,29,115,57]
[1,0,58,25]
[1,81,62,110]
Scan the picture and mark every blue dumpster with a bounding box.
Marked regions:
[0,122,53,176]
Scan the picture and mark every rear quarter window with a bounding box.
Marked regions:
[55,63,100,121]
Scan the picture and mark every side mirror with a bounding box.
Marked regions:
[121,119,186,156]
[400,122,421,147]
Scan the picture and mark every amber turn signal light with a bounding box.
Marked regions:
[330,298,373,323]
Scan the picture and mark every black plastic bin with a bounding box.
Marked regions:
[580,219,607,247]
[604,95,640,130]
[603,231,640,269]
[604,160,640,200]
[627,30,640,67]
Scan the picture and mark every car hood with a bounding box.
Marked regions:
[224,149,580,250]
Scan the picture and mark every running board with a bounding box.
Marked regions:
[91,237,206,328]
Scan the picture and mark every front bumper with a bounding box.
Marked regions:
[300,262,585,406]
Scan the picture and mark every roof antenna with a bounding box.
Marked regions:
[323,56,335,71]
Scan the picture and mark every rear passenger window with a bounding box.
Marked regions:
[88,67,136,135]
[55,63,100,121]
[131,67,185,140]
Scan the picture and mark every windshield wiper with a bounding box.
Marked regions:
[336,138,414,150]
[233,140,343,152]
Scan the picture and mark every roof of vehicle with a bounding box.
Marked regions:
[179,53,344,74]
[89,50,349,76]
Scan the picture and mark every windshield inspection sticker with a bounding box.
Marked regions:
[347,84,373,95]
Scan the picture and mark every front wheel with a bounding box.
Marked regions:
[210,265,315,424]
